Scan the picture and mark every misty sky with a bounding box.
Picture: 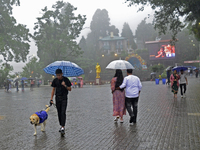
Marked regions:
[11,0,153,72]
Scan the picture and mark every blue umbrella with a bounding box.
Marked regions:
[172,66,188,72]
[20,77,28,80]
[43,61,84,77]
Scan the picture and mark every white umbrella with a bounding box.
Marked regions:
[106,60,134,70]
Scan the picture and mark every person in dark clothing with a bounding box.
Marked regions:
[166,70,171,85]
[6,81,9,92]
[50,69,72,136]
[195,69,199,78]
[15,81,19,92]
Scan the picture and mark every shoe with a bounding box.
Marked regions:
[114,116,119,121]
[119,119,124,123]
[181,95,183,98]
[133,116,136,123]
[129,116,134,123]
[59,127,62,132]
[61,128,65,136]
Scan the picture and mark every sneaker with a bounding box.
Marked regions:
[129,116,134,123]
[61,127,65,135]
[133,116,136,124]
[181,95,183,98]
[114,116,119,121]
[59,127,62,132]
[119,119,124,123]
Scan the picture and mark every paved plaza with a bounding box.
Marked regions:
[1,77,200,150]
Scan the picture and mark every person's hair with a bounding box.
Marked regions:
[180,69,183,72]
[127,69,133,74]
[114,69,123,88]
[55,69,62,74]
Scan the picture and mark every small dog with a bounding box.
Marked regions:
[30,105,50,136]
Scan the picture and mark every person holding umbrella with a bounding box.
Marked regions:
[50,69,72,136]
[111,69,126,123]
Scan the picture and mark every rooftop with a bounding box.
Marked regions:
[99,36,126,41]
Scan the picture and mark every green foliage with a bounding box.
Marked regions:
[33,1,86,66]
[126,0,200,41]
[161,70,167,78]
[21,57,43,78]
[0,63,14,85]
[0,0,30,62]
[121,22,137,49]
[150,64,164,73]
[135,18,157,47]
[90,9,110,38]
[108,25,119,36]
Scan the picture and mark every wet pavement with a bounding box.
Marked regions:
[1,77,200,149]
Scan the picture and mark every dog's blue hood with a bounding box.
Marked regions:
[35,111,48,124]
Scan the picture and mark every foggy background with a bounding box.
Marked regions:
[11,0,153,72]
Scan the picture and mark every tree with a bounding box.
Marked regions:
[121,22,137,49]
[21,57,43,78]
[0,62,14,86]
[135,18,157,48]
[0,0,30,62]
[79,36,87,54]
[126,0,200,41]
[33,1,86,66]
[90,9,110,39]
[108,25,119,36]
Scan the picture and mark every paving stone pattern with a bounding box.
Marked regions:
[0,77,200,150]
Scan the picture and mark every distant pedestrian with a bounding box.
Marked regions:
[116,69,142,124]
[80,78,83,88]
[4,81,6,91]
[6,81,9,92]
[77,80,80,88]
[179,70,188,98]
[111,69,126,123]
[15,81,19,92]
[170,70,180,98]
[195,69,199,78]
[21,80,24,92]
[30,80,34,91]
[166,70,171,85]
[190,69,193,76]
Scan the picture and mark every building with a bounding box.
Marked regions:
[99,32,133,55]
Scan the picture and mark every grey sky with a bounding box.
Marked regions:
[11,0,153,72]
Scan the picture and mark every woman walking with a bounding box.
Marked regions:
[170,70,180,98]
[111,69,126,123]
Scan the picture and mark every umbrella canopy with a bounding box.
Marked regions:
[106,60,134,70]
[7,79,13,81]
[166,66,172,71]
[78,77,83,79]
[172,66,188,72]
[20,77,28,80]
[43,61,84,77]
[150,72,156,75]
